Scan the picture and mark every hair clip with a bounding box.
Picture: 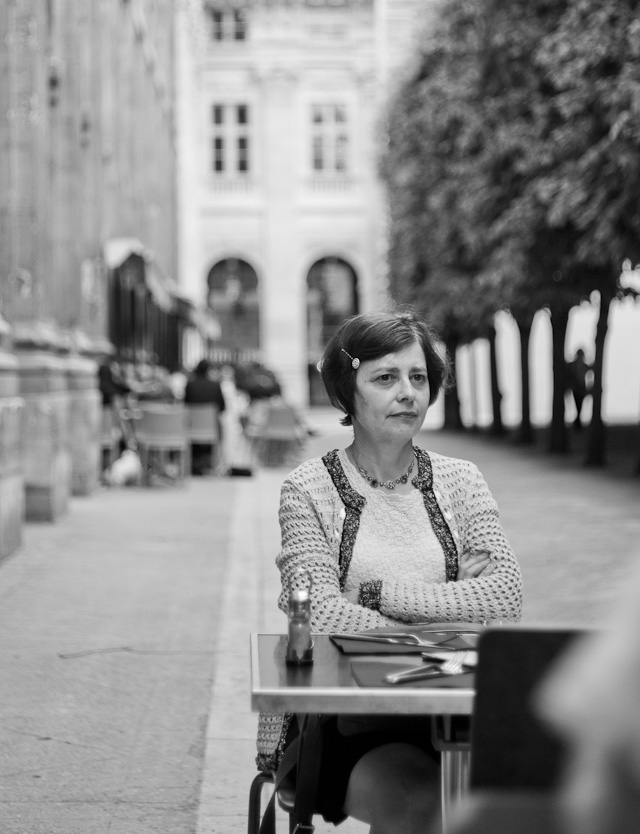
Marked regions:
[341,348,360,369]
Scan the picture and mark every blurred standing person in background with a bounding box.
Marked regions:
[97,357,135,454]
[184,359,226,475]
[566,349,593,429]
[218,364,251,475]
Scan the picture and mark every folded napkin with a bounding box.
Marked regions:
[331,632,479,655]
[367,622,482,635]
[331,636,424,655]
[351,657,475,689]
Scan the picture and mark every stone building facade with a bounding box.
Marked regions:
[0,0,179,546]
[177,0,431,406]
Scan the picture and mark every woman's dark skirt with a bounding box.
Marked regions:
[286,714,439,826]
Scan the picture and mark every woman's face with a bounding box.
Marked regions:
[351,340,430,444]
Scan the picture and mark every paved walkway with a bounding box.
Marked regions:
[1,409,639,834]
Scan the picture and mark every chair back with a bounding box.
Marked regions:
[136,403,187,448]
[470,627,581,791]
[261,404,298,440]
[186,404,220,443]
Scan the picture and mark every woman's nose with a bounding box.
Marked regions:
[397,377,415,400]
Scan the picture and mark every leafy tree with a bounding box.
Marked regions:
[383,0,640,463]
[534,0,640,464]
[382,0,506,431]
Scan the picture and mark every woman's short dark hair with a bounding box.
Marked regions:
[320,310,450,426]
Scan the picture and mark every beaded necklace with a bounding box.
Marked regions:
[355,450,415,491]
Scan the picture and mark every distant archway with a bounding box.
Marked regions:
[306,256,358,405]
[207,258,260,352]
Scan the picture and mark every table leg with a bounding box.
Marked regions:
[441,749,471,833]
[431,716,472,834]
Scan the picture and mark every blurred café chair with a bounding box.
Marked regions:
[442,626,583,834]
[136,403,188,486]
[251,402,305,467]
[186,403,221,475]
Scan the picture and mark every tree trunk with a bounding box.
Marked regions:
[487,324,505,436]
[442,335,464,431]
[584,291,611,467]
[514,317,533,444]
[548,304,570,453]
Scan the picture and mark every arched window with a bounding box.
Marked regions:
[207,258,260,352]
[306,256,358,405]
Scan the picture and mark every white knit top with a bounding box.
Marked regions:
[339,449,448,591]
[256,444,523,771]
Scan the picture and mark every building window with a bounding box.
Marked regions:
[311,104,349,174]
[207,8,247,41]
[211,104,251,175]
[207,259,260,351]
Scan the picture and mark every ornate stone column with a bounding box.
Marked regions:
[14,322,71,522]
[66,333,101,497]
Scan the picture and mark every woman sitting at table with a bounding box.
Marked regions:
[256,309,523,834]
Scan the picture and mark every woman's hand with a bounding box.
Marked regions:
[457,549,495,581]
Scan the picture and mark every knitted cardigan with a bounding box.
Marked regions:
[256,445,523,771]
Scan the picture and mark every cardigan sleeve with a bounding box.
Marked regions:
[276,478,396,632]
[376,463,523,624]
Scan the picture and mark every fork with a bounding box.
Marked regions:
[384,652,468,685]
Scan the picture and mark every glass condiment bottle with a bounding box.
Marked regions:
[286,570,314,665]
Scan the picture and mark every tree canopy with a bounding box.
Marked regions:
[381,0,640,447]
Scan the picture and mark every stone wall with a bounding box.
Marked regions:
[0,342,24,559]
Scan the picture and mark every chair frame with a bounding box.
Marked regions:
[185,403,221,474]
[135,403,189,486]
[251,403,304,467]
[469,627,581,792]
[247,771,296,834]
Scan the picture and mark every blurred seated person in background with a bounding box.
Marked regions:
[256,309,523,834]
[167,366,188,402]
[135,363,175,402]
[98,358,131,408]
[233,360,282,402]
[184,359,226,475]
[535,553,640,834]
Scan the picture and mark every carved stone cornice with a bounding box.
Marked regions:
[203,0,372,8]
[249,65,299,92]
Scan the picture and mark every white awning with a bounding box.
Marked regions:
[103,238,174,312]
[102,237,147,270]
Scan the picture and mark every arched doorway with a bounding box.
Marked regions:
[307,256,358,405]
[207,258,260,354]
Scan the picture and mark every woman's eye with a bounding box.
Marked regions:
[375,374,393,383]
[412,374,427,385]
